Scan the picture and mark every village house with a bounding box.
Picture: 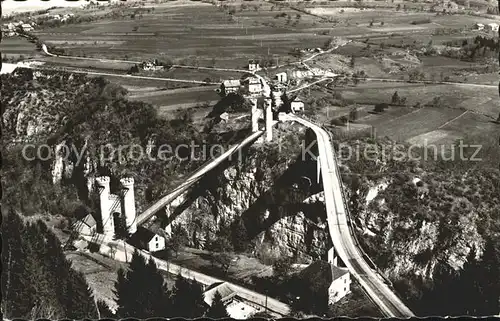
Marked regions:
[291,99,305,113]
[21,23,34,32]
[243,76,262,95]
[275,72,287,83]
[487,22,499,32]
[248,59,261,72]
[298,260,351,306]
[475,23,485,30]
[140,60,164,71]
[221,79,241,95]
[128,226,166,253]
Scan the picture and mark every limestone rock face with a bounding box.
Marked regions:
[165,143,330,262]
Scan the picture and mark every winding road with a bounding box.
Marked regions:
[284,113,414,318]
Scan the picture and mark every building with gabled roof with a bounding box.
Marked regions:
[221,79,241,95]
[128,226,165,253]
[298,260,351,305]
[73,213,97,235]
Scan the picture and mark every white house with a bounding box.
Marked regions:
[299,260,351,306]
[328,264,351,304]
[475,23,485,30]
[275,72,287,83]
[21,23,34,32]
[221,79,241,95]
[128,226,166,252]
[291,100,305,113]
[487,22,499,32]
[248,59,261,72]
[245,77,262,95]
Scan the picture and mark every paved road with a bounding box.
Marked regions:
[135,128,274,226]
[80,233,290,317]
[283,114,415,318]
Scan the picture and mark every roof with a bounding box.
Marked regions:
[128,226,159,244]
[21,23,32,28]
[299,260,349,285]
[223,79,240,87]
[488,22,499,26]
[81,214,97,227]
[248,59,260,64]
[204,282,238,306]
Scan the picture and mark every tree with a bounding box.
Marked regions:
[231,218,248,252]
[171,274,206,318]
[349,107,358,122]
[273,256,293,279]
[168,224,189,257]
[478,238,500,314]
[391,91,401,105]
[2,211,98,319]
[374,103,388,113]
[215,252,233,275]
[115,251,170,318]
[206,290,229,318]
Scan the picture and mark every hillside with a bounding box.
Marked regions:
[337,136,500,315]
[1,68,237,220]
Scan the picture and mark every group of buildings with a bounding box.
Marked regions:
[219,59,305,115]
[45,13,75,22]
[475,22,499,32]
[2,21,35,36]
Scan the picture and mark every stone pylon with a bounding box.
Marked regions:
[120,177,137,235]
[265,98,273,142]
[250,97,259,133]
[95,176,114,238]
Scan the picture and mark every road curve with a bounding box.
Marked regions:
[284,114,415,318]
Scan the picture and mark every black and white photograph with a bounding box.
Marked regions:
[1,0,499,319]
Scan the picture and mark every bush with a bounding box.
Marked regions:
[374,103,388,113]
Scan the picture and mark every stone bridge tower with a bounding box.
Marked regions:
[249,96,273,142]
[120,177,137,235]
[96,176,114,237]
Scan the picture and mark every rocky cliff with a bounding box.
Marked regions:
[160,126,331,263]
[336,137,500,307]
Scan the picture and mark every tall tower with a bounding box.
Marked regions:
[120,177,137,235]
[265,98,273,142]
[96,176,114,237]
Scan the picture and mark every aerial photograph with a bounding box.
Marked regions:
[1,0,499,319]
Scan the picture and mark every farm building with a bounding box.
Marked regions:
[487,22,499,32]
[140,61,163,71]
[475,23,485,30]
[73,214,97,235]
[243,77,262,95]
[248,59,261,72]
[21,23,34,32]
[203,282,258,319]
[128,226,166,252]
[298,260,351,306]
[221,79,241,95]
